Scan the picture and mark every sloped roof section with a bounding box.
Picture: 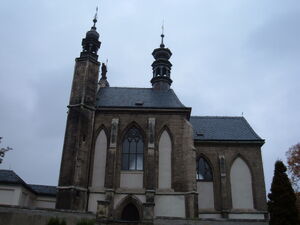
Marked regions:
[0,170,57,196]
[190,116,263,142]
[0,170,27,186]
[96,87,187,109]
[29,184,57,197]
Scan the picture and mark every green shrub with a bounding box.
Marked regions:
[76,219,95,225]
[47,217,66,225]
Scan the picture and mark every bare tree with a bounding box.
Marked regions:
[0,137,12,164]
[286,143,300,192]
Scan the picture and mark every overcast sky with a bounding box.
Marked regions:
[0,0,299,193]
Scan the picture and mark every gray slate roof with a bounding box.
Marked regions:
[0,170,56,196]
[29,184,57,197]
[96,87,187,109]
[0,170,27,186]
[190,116,263,142]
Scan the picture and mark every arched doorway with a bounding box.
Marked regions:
[121,203,140,221]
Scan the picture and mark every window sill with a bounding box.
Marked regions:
[121,171,144,175]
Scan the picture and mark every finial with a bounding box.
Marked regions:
[160,20,165,48]
[92,6,98,29]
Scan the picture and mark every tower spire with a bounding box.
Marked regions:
[80,7,101,61]
[150,29,173,90]
[92,6,98,29]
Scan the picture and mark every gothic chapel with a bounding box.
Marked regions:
[56,15,268,224]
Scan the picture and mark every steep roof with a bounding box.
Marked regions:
[0,170,28,186]
[96,87,187,109]
[0,170,56,197]
[190,116,263,142]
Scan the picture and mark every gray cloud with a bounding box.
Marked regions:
[0,0,299,193]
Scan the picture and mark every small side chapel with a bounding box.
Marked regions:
[56,15,268,224]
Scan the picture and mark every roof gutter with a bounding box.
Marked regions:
[96,107,192,119]
[194,139,265,146]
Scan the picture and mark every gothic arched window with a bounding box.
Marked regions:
[121,127,144,171]
[196,157,213,181]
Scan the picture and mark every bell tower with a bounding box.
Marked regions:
[56,12,101,211]
[150,32,173,90]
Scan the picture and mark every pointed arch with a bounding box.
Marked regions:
[196,155,213,181]
[115,195,143,221]
[158,127,172,189]
[230,157,254,209]
[91,128,108,188]
[157,125,174,145]
[121,121,147,143]
[229,153,253,177]
[94,124,109,142]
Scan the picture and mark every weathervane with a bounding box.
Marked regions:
[93,6,99,28]
[160,19,165,48]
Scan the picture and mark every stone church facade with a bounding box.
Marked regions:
[56,16,268,224]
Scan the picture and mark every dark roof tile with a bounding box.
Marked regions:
[0,170,56,196]
[29,184,57,197]
[96,87,187,109]
[0,170,27,185]
[190,116,263,142]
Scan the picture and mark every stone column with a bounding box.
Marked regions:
[146,118,156,189]
[219,155,229,218]
[105,118,119,189]
[143,190,155,223]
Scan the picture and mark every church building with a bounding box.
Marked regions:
[56,15,268,224]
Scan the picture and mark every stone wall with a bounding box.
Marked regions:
[194,142,267,214]
[0,206,268,225]
[0,206,95,225]
[153,218,268,225]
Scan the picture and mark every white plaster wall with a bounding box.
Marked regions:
[197,182,214,209]
[158,131,172,189]
[230,157,254,209]
[229,213,265,219]
[0,185,22,206]
[20,187,36,208]
[92,130,107,188]
[35,196,56,209]
[0,188,14,205]
[88,193,105,213]
[120,171,143,189]
[154,195,185,218]
[198,213,221,219]
[20,191,28,206]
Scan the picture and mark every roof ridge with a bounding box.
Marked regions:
[191,116,243,119]
[29,184,57,188]
[105,87,151,90]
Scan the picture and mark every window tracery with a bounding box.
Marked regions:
[121,127,144,170]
